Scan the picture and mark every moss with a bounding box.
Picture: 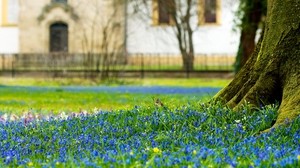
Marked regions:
[214,0,300,130]
[257,0,300,61]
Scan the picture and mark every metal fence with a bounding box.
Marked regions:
[0,53,235,78]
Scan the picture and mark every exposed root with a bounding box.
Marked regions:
[213,33,263,103]
[213,10,300,132]
[275,92,300,127]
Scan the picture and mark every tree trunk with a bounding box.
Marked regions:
[214,0,300,130]
[182,53,194,71]
[234,0,265,72]
[239,28,258,67]
[169,0,195,71]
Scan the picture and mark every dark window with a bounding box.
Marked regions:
[52,0,67,3]
[158,0,175,24]
[204,0,217,23]
[50,23,68,52]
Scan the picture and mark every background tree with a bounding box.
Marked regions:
[234,0,267,72]
[214,0,300,131]
[130,0,199,71]
[166,0,195,71]
[76,0,125,80]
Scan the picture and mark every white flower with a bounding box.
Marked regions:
[235,120,241,123]
[2,114,8,121]
[10,114,19,121]
[93,107,99,114]
[60,112,68,120]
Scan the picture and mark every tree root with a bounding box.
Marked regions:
[214,36,300,132]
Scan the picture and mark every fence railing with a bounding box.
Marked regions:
[0,53,235,78]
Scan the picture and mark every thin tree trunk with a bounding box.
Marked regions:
[170,0,194,71]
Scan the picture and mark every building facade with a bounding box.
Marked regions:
[0,0,239,57]
[18,0,125,53]
[0,0,19,53]
[126,0,239,56]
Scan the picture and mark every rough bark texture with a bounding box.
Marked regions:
[214,0,300,130]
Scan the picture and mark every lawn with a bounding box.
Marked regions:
[0,85,218,115]
[0,77,299,167]
[0,77,229,115]
[0,77,231,87]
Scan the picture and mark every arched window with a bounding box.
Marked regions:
[50,22,68,52]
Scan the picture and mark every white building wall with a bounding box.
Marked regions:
[0,0,19,53]
[127,0,239,56]
[0,27,19,53]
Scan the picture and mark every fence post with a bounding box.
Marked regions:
[1,54,3,71]
[11,54,16,78]
[186,60,190,78]
[158,55,161,70]
[141,54,144,79]
[83,53,87,79]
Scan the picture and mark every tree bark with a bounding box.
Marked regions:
[214,0,300,130]
[182,53,194,71]
[235,0,265,72]
[169,0,195,71]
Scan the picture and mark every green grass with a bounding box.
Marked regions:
[0,77,231,87]
[0,77,228,115]
[138,78,231,87]
[0,86,212,115]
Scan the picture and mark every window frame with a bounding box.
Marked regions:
[198,0,221,26]
[152,0,175,26]
[1,0,18,27]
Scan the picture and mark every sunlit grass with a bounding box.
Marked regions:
[0,77,228,115]
[137,78,231,87]
[0,85,216,115]
[0,77,232,88]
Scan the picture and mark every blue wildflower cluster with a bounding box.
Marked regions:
[0,103,299,167]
